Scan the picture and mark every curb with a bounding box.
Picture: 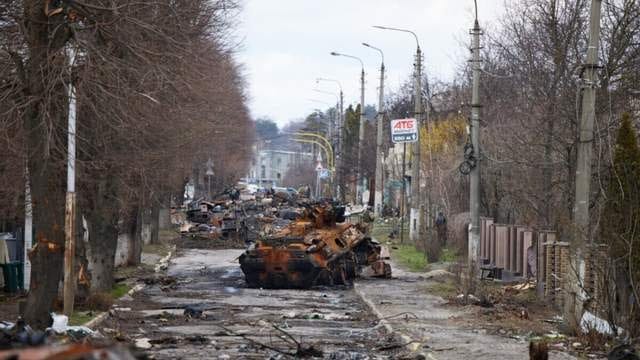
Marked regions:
[354,281,426,356]
[83,247,175,329]
[353,284,393,334]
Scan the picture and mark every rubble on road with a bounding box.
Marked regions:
[0,318,47,349]
[239,201,391,288]
[0,343,141,360]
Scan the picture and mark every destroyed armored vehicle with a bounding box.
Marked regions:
[239,202,391,288]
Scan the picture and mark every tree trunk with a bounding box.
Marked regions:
[24,157,66,328]
[127,205,142,265]
[542,111,554,228]
[74,210,90,301]
[23,1,71,329]
[150,198,160,245]
[87,178,119,293]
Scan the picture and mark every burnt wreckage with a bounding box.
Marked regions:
[239,203,391,288]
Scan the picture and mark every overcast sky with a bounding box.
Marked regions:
[237,1,507,127]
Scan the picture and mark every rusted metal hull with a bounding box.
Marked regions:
[239,203,390,289]
[240,246,329,288]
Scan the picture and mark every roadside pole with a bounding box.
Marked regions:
[410,46,422,245]
[468,9,482,267]
[569,0,602,328]
[338,90,344,202]
[391,119,418,244]
[63,44,77,316]
[400,143,407,244]
[363,43,385,216]
[375,55,385,216]
[357,68,366,205]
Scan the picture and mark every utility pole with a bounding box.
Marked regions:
[338,90,344,201]
[316,78,344,202]
[24,172,32,290]
[358,67,366,205]
[330,52,365,205]
[410,45,422,244]
[400,143,407,243]
[569,0,602,327]
[363,43,385,217]
[312,87,342,199]
[63,45,77,316]
[469,5,482,267]
[373,26,422,243]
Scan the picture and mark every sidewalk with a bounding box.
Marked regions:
[355,260,577,360]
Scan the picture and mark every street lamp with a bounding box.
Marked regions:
[362,42,385,217]
[330,51,366,206]
[373,25,423,244]
[313,88,340,151]
[316,78,345,201]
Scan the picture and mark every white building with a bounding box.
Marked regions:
[248,148,313,187]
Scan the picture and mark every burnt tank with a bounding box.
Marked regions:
[239,203,390,288]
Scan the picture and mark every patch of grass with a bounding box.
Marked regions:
[84,292,114,311]
[115,263,153,279]
[371,222,409,243]
[439,247,458,262]
[391,244,428,272]
[143,242,170,256]
[69,311,95,326]
[110,283,131,299]
[424,281,458,298]
[370,223,392,242]
[159,229,178,242]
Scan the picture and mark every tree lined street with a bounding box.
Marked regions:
[0,0,639,359]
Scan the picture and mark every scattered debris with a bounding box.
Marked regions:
[608,344,639,360]
[0,319,47,349]
[455,293,481,304]
[134,337,152,349]
[49,313,97,340]
[184,335,208,344]
[183,305,204,319]
[149,337,178,345]
[0,343,139,360]
[508,281,535,291]
[581,310,623,336]
[529,340,549,360]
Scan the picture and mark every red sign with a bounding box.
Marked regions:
[390,118,418,143]
[393,120,414,130]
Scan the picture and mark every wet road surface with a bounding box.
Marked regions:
[107,248,396,359]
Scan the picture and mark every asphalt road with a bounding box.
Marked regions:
[106,248,398,359]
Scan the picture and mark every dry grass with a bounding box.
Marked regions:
[83,292,114,311]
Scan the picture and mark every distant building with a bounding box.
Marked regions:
[248,148,313,187]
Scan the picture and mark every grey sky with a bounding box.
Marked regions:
[238,1,506,127]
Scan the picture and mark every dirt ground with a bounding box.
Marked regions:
[0,293,24,322]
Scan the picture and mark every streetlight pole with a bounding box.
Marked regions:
[330,52,365,206]
[312,89,339,145]
[313,88,341,199]
[316,78,344,201]
[469,8,482,267]
[373,26,422,244]
[362,43,385,217]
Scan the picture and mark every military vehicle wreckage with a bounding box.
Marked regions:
[239,202,391,288]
